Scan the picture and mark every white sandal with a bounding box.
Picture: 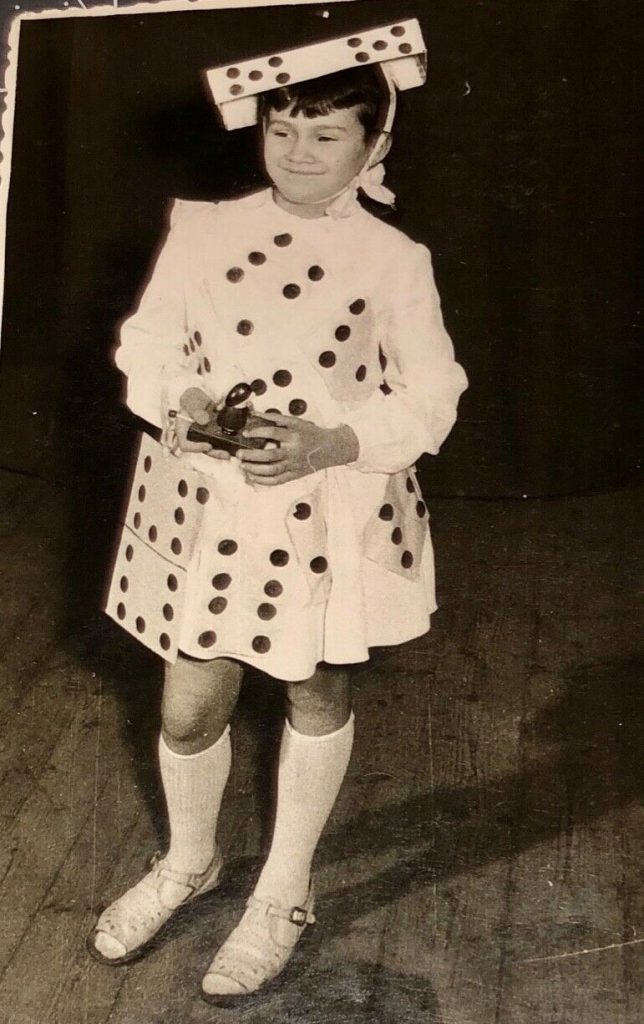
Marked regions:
[87,849,224,965]
[201,886,316,1003]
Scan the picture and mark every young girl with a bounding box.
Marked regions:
[89,20,467,1005]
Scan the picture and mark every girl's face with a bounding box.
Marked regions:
[263,103,373,216]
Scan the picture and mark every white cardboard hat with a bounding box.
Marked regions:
[205,18,427,131]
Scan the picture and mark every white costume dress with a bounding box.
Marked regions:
[106,187,467,681]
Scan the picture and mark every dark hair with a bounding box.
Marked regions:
[258,65,389,137]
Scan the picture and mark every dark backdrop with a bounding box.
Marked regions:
[1,0,642,505]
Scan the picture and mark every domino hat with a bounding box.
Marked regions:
[205,18,427,133]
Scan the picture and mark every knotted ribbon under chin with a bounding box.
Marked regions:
[325,162,396,220]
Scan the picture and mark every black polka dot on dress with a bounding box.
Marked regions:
[270,549,289,567]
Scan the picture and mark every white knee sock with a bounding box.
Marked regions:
[159,727,232,874]
[254,713,355,907]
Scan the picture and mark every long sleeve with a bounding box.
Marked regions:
[343,242,468,474]
[112,201,208,428]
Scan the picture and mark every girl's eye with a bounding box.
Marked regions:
[318,136,338,143]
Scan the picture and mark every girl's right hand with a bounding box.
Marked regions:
[174,388,231,460]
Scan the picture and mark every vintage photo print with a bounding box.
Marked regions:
[0,1,641,1022]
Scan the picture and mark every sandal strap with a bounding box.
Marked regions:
[245,890,316,927]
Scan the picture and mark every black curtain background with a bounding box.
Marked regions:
[1,0,642,509]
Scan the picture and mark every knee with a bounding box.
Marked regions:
[161,695,217,747]
[286,669,352,733]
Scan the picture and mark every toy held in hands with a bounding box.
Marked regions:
[184,383,280,455]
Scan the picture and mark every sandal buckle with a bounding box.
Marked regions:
[289,906,309,927]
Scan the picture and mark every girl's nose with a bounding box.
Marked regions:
[288,136,316,163]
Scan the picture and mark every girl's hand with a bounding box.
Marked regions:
[173,388,231,460]
[237,413,359,486]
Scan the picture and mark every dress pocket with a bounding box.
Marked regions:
[103,432,214,661]
[362,468,429,582]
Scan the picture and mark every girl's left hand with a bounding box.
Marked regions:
[237,413,359,486]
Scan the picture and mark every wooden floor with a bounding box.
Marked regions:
[0,469,641,1024]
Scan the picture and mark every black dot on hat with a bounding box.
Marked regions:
[310,556,328,574]
[379,347,388,372]
[401,551,414,569]
[178,480,188,498]
[350,298,366,315]
[120,576,128,593]
[196,487,210,505]
[399,43,413,54]
[125,545,134,562]
[133,513,141,529]
[199,631,217,648]
[249,251,267,265]
[381,382,392,395]
[348,37,362,47]
[213,573,232,590]
[194,331,202,346]
[273,369,292,387]
[160,634,171,652]
[335,325,351,342]
[209,597,228,614]
[270,549,289,567]
[218,539,238,556]
[274,233,292,247]
[163,604,174,622]
[289,399,307,416]
[189,338,195,352]
[148,525,158,543]
[356,365,367,382]
[183,344,190,357]
[391,25,406,37]
[252,635,271,654]
[269,55,283,67]
[138,485,146,502]
[392,527,403,545]
[136,617,146,634]
[167,574,178,592]
[227,266,244,283]
[319,351,336,368]
[117,603,126,621]
[227,67,240,78]
[237,319,254,337]
[276,73,291,85]
[416,501,427,518]
[171,538,182,555]
[308,265,325,281]
[265,580,283,598]
[293,502,311,520]
[144,456,152,472]
[379,503,394,521]
[265,408,281,415]
[355,52,370,63]
[204,358,212,374]
[175,507,185,526]
[258,603,277,621]
[283,283,301,299]
[373,39,388,50]
[249,69,263,81]
[230,84,244,96]
[406,477,415,494]
[251,379,267,396]
[197,366,203,376]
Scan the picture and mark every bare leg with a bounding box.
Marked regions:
[162,654,243,754]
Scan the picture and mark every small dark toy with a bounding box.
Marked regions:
[184,383,280,455]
